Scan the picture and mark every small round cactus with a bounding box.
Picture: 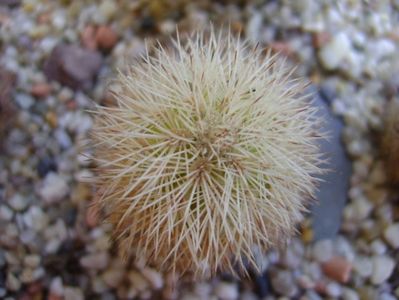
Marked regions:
[91,29,323,278]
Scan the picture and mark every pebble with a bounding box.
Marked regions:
[342,287,360,300]
[31,82,51,98]
[383,223,399,249]
[214,282,239,300]
[80,252,109,270]
[370,239,387,255]
[0,205,13,221]
[44,44,103,90]
[371,255,395,284]
[380,293,397,300]
[24,254,40,268]
[353,256,372,278]
[15,93,34,109]
[8,193,28,211]
[128,271,149,292]
[6,272,21,291]
[95,25,118,51]
[322,256,352,283]
[50,276,64,296]
[38,172,68,203]
[326,282,342,297]
[64,286,84,300]
[194,282,212,298]
[271,270,297,297]
[23,206,49,231]
[81,25,97,50]
[312,239,333,262]
[142,267,163,289]
[319,32,352,70]
[99,0,118,21]
[102,269,125,288]
[54,128,72,149]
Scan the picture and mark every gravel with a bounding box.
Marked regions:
[0,0,398,299]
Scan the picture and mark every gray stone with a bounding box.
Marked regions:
[311,94,351,240]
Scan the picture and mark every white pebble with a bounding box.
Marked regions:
[380,293,397,300]
[15,93,34,109]
[342,287,359,300]
[80,252,109,270]
[370,239,387,255]
[50,276,64,296]
[6,272,21,291]
[64,286,84,300]
[23,206,49,231]
[214,282,239,300]
[319,32,352,70]
[142,267,163,289]
[326,282,342,297]
[99,0,118,21]
[128,271,149,292]
[39,172,68,203]
[45,239,62,254]
[194,282,212,298]
[0,205,14,221]
[353,256,372,278]
[24,254,40,268]
[312,239,333,262]
[383,223,399,249]
[9,194,28,211]
[371,255,395,284]
[102,269,125,288]
[54,129,72,149]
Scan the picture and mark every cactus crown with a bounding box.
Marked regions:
[91,28,323,278]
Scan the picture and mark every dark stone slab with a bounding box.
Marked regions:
[310,92,352,240]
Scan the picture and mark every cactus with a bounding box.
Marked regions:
[90,29,323,279]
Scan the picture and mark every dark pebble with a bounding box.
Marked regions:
[252,271,270,297]
[43,44,103,91]
[64,206,78,226]
[141,16,156,32]
[37,157,57,178]
[0,0,21,7]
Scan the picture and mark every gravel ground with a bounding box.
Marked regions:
[1,0,399,299]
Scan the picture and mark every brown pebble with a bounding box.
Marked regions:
[381,98,399,184]
[267,41,294,57]
[66,99,77,110]
[45,111,57,128]
[314,280,327,295]
[312,32,331,48]
[81,25,97,50]
[95,25,118,51]
[0,67,16,137]
[322,256,352,283]
[31,83,51,98]
[48,293,62,300]
[28,281,42,294]
[37,12,51,24]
